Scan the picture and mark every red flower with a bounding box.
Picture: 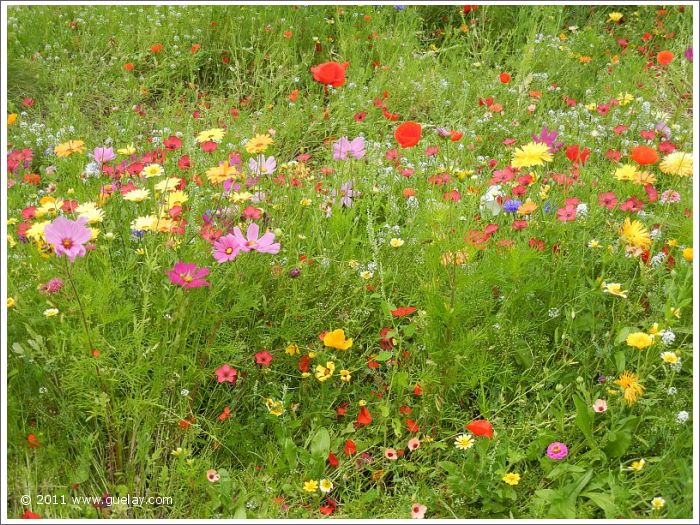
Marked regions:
[465,419,494,438]
[405,419,420,433]
[298,355,310,373]
[123,63,134,72]
[200,141,218,153]
[657,50,674,65]
[27,434,40,449]
[379,327,395,350]
[565,145,590,165]
[255,350,273,367]
[21,510,41,519]
[163,135,183,150]
[413,383,423,396]
[149,43,163,53]
[499,72,511,84]
[319,497,338,516]
[630,145,659,165]
[394,121,422,148]
[191,43,201,54]
[178,155,192,171]
[218,406,232,421]
[391,306,417,317]
[449,130,463,142]
[356,406,372,427]
[327,452,339,468]
[598,191,618,209]
[344,439,357,456]
[310,61,349,87]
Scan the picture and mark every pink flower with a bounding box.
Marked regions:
[407,437,421,451]
[592,399,607,413]
[43,216,93,262]
[38,277,64,294]
[242,206,262,220]
[546,441,569,460]
[384,448,398,460]
[556,205,577,222]
[598,191,618,209]
[166,261,210,288]
[206,469,220,482]
[215,364,238,384]
[232,222,280,254]
[212,234,240,263]
[255,350,273,367]
[620,196,644,212]
[411,503,427,519]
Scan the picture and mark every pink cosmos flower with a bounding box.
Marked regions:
[93,146,116,164]
[546,441,569,460]
[332,137,365,160]
[43,216,93,262]
[411,504,427,519]
[212,234,241,263]
[166,261,210,288]
[232,222,280,254]
[215,364,238,384]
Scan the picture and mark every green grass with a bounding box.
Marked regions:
[5,3,695,520]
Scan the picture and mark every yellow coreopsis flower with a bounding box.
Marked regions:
[245,134,274,154]
[614,164,639,182]
[54,140,86,158]
[626,332,653,350]
[196,128,225,143]
[285,343,299,356]
[303,480,319,493]
[608,12,623,23]
[614,370,644,405]
[206,164,238,184]
[602,282,628,298]
[117,144,136,155]
[315,361,335,382]
[620,218,651,251]
[502,472,521,486]
[510,142,553,168]
[323,329,353,350]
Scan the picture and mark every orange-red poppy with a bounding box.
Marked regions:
[630,145,659,165]
[394,122,422,148]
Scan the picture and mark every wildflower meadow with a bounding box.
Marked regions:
[3,2,697,521]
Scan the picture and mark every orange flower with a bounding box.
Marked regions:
[149,43,163,53]
[630,146,659,166]
[657,50,674,65]
[499,72,511,84]
[123,63,134,71]
[394,122,422,148]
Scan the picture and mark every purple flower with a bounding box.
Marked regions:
[93,147,116,164]
[684,46,693,62]
[212,234,241,263]
[546,442,569,460]
[43,216,92,262]
[435,127,451,138]
[166,262,210,288]
[503,199,522,213]
[232,222,280,254]
[248,155,276,175]
[332,137,365,160]
[332,182,359,208]
[655,122,671,139]
[532,126,563,153]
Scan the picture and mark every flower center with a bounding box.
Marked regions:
[225,247,233,254]
[247,240,256,247]
[62,238,73,248]
[182,273,193,283]
[551,445,561,454]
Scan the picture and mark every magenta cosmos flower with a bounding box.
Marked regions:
[166,261,210,288]
[212,234,241,263]
[232,222,280,254]
[215,364,238,384]
[546,441,569,460]
[43,216,92,262]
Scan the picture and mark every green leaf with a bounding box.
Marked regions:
[573,395,595,448]
[309,427,331,459]
[583,491,618,518]
[375,351,393,362]
[402,323,417,337]
[614,350,625,373]
[604,417,639,458]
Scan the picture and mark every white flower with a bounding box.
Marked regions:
[676,411,689,424]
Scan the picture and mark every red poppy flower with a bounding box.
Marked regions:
[465,419,494,438]
[413,383,423,396]
[163,135,183,150]
[123,63,134,72]
[21,510,41,519]
[391,306,417,317]
[200,141,218,153]
[379,327,395,350]
[499,72,511,84]
[149,44,163,53]
[218,406,232,421]
[344,439,357,456]
[565,144,590,165]
[327,452,339,468]
[630,145,659,165]
[191,43,201,54]
[394,121,422,148]
[353,111,367,122]
[657,50,674,65]
[405,419,420,433]
[319,497,337,516]
[356,406,372,427]
[27,434,40,449]
[310,61,349,87]
[449,130,463,142]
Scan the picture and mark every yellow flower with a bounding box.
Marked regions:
[682,247,693,262]
[7,297,16,308]
[648,323,660,336]
[588,240,601,249]
[170,447,188,458]
[608,12,623,22]
[626,332,653,350]
[323,329,353,350]
[26,220,51,242]
[300,198,312,206]
[303,480,319,493]
[358,399,367,407]
[154,177,182,193]
[670,307,681,318]
[602,282,628,298]
[131,215,158,232]
[76,202,104,224]
[244,134,274,154]
[659,151,692,177]
[620,218,651,251]
[54,140,86,157]
[206,164,238,184]
[360,270,373,280]
[628,459,646,472]
[614,370,645,405]
[319,479,333,493]
[265,398,285,416]
[43,308,59,317]
[454,433,475,450]
[123,189,151,202]
[229,191,253,203]
[390,238,404,248]
[166,190,189,208]
[196,128,225,143]
[617,92,634,106]
[315,361,336,382]
[517,200,538,215]
[502,472,521,486]
[660,351,679,364]
[511,142,553,168]
[339,369,351,383]
[614,164,639,181]
[285,343,299,356]
[141,164,164,178]
[117,144,136,155]
[633,170,656,186]
[651,497,665,510]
